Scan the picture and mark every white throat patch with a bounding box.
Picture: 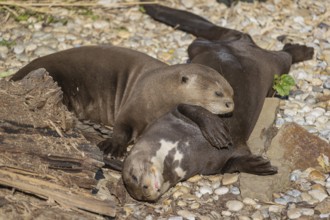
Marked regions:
[151,139,187,179]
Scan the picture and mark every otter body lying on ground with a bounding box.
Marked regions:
[11,45,235,157]
[143,4,314,145]
[123,104,277,202]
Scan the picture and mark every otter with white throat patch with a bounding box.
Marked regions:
[123,104,276,202]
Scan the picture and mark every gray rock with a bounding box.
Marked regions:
[34,46,56,57]
[225,200,244,212]
[323,78,330,89]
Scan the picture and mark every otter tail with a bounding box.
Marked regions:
[10,58,47,81]
[141,3,241,40]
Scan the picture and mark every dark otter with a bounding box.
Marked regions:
[123,104,277,202]
[142,3,314,157]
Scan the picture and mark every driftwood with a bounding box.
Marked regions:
[0,69,117,217]
[0,168,116,217]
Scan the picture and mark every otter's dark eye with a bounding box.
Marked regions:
[143,185,148,189]
[181,76,189,84]
[215,91,224,97]
[132,175,138,182]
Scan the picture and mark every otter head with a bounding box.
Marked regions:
[123,154,165,202]
[174,64,234,114]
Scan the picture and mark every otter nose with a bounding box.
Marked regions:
[225,101,234,109]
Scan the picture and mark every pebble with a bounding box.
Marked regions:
[222,173,239,185]
[287,208,301,219]
[225,200,244,212]
[199,186,213,195]
[243,198,257,206]
[323,79,330,89]
[214,187,229,195]
[268,205,283,213]
[308,189,328,202]
[230,186,241,195]
[34,46,56,57]
[14,44,24,54]
[177,210,196,219]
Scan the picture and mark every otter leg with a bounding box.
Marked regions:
[221,154,278,175]
[177,104,232,149]
[98,123,132,158]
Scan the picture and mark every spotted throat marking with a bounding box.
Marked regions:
[152,139,187,178]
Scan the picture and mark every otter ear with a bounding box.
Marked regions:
[181,76,189,84]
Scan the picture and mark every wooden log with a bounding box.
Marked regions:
[0,167,116,217]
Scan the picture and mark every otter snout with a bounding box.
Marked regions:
[225,100,234,110]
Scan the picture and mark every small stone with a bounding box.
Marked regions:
[315,198,330,214]
[287,208,301,219]
[188,175,202,183]
[284,109,297,117]
[317,116,329,124]
[214,187,229,195]
[177,210,196,219]
[274,197,288,205]
[313,86,323,93]
[300,208,314,216]
[34,46,56,57]
[268,205,283,213]
[230,186,240,195]
[173,191,183,199]
[310,108,326,117]
[222,173,239,185]
[221,210,232,216]
[225,200,244,212]
[300,192,313,203]
[211,181,221,189]
[323,78,330,89]
[177,201,187,207]
[180,0,194,8]
[238,216,251,220]
[290,170,302,181]
[190,202,200,209]
[14,44,24,54]
[308,189,328,202]
[169,217,183,220]
[287,189,301,197]
[309,170,326,181]
[93,20,109,29]
[310,78,323,86]
[0,46,9,59]
[251,211,263,220]
[199,186,213,195]
[243,198,257,206]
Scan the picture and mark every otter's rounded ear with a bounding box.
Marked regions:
[181,76,189,84]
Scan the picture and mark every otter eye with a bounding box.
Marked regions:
[132,175,138,182]
[181,76,189,84]
[143,185,148,189]
[215,91,224,97]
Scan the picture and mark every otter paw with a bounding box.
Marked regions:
[98,139,126,158]
[201,123,232,149]
[243,155,278,176]
[283,43,314,63]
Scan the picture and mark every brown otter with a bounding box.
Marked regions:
[142,3,314,160]
[123,104,277,202]
[11,45,235,157]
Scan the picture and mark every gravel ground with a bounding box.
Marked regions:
[1,0,330,219]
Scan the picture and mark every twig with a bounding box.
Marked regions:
[0,1,158,8]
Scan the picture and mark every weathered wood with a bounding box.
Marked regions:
[0,168,116,217]
[0,69,118,217]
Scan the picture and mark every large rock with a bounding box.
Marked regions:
[241,122,330,201]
